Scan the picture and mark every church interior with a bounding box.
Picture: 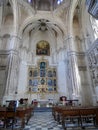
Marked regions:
[0,0,98,129]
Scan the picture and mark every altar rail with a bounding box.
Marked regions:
[52,106,98,129]
[0,106,34,129]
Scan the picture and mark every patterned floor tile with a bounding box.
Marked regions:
[0,111,98,130]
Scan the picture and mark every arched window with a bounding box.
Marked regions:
[57,0,63,5]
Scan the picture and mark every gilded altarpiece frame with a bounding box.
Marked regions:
[28,59,57,94]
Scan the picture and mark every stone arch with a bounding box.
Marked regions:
[67,0,79,37]
[72,5,83,52]
[18,15,66,38]
[1,0,14,36]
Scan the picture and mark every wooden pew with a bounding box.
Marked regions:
[16,106,33,128]
[61,108,81,130]
[79,107,96,128]
[95,107,98,126]
[16,107,26,128]
[52,106,98,129]
[0,107,6,128]
[24,106,33,124]
[0,106,33,129]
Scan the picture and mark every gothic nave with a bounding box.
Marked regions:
[0,0,98,129]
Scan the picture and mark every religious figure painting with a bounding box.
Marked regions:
[40,78,45,85]
[33,70,38,77]
[36,40,50,55]
[32,79,38,86]
[40,62,46,69]
[29,79,32,86]
[47,79,52,86]
[28,59,57,93]
[47,70,52,77]
[40,69,46,77]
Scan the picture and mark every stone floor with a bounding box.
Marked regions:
[0,111,98,130]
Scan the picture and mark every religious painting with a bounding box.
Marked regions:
[40,62,46,69]
[47,70,52,77]
[29,79,32,86]
[33,69,38,77]
[32,79,38,86]
[40,78,46,85]
[48,87,53,92]
[40,69,46,77]
[36,40,50,56]
[28,59,57,93]
[47,79,52,86]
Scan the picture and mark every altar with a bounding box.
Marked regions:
[33,99,53,107]
[38,100,49,107]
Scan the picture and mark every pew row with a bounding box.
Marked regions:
[0,106,34,129]
[52,106,98,130]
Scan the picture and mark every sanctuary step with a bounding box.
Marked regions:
[34,107,52,112]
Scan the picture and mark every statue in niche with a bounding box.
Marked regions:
[36,40,50,55]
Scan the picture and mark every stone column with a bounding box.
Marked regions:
[64,36,77,96]
[64,35,83,103]
[3,36,21,103]
[4,50,19,98]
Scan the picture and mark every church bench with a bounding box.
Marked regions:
[0,107,6,128]
[79,108,96,128]
[52,106,98,130]
[16,106,33,128]
[61,108,81,129]
[0,106,34,129]
[52,106,65,123]
[24,106,34,124]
